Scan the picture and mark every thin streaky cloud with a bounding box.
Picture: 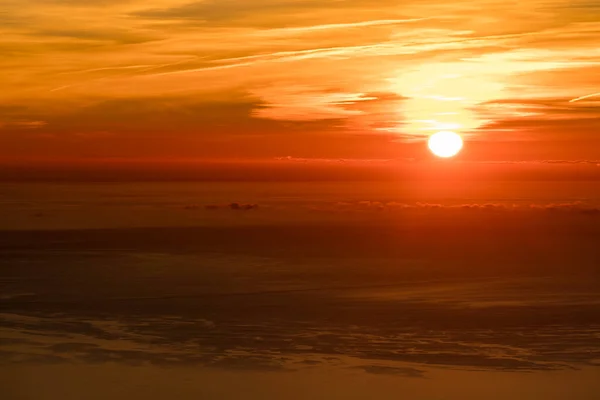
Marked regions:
[256,18,429,35]
[59,65,158,75]
[569,92,600,102]
[145,28,600,80]
[49,57,200,92]
[146,44,392,77]
[145,33,519,79]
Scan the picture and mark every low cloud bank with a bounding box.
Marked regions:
[318,201,600,215]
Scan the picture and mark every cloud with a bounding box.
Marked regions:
[132,0,407,27]
[316,200,600,216]
[3,293,600,373]
[249,87,376,121]
[570,92,600,102]
[0,350,66,365]
[185,203,259,211]
[1,0,600,160]
[0,120,47,129]
[355,365,426,377]
[256,18,426,35]
[537,160,600,164]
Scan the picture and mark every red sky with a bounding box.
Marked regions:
[1,0,599,165]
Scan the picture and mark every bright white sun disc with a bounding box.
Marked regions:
[428,131,463,158]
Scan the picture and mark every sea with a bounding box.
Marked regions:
[2,181,600,399]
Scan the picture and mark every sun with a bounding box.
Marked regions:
[428,131,463,158]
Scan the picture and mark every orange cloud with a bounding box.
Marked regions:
[1,0,599,161]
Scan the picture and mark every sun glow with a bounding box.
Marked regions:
[428,131,463,158]
[389,63,506,140]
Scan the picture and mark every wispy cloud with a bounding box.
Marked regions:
[255,18,428,35]
[1,0,599,160]
[570,92,600,102]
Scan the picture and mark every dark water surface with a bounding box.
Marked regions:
[2,182,600,399]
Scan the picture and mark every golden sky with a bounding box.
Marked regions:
[1,0,599,162]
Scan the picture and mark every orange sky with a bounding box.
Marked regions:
[1,0,599,163]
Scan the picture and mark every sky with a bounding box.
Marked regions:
[2,3,600,396]
[1,0,599,163]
